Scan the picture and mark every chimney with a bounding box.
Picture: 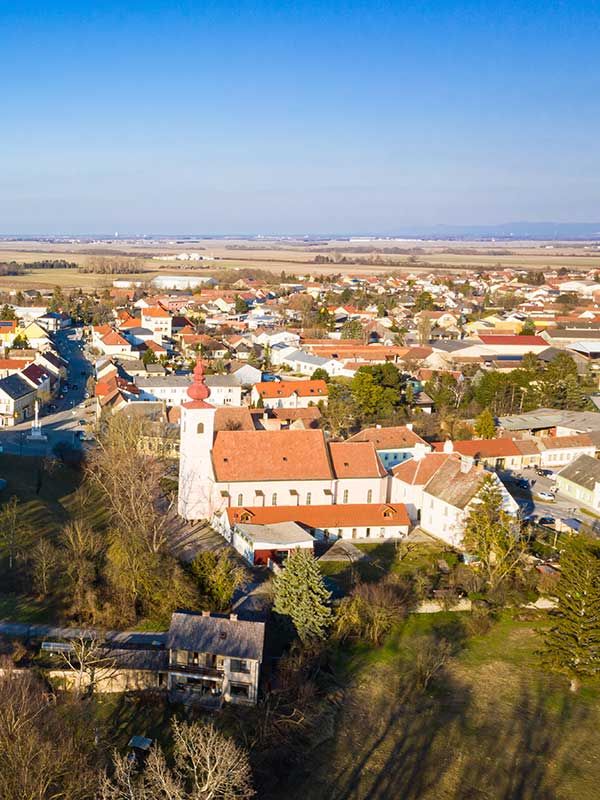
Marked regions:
[202,610,210,617]
[413,442,427,461]
[405,422,413,431]
[460,454,474,473]
[229,613,238,621]
[443,439,454,454]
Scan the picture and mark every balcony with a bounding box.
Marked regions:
[168,662,223,678]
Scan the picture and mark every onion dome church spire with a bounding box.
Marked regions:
[184,358,213,408]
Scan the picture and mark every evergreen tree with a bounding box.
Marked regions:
[273,550,332,642]
[463,475,525,591]
[543,536,600,691]
[474,408,496,439]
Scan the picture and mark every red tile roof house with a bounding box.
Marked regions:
[250,379,328,409]
[348,424,432,470]
[225,503,410,563]
[392,452,519,546]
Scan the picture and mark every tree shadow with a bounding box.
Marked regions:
[454,679,591,800]
[325,670,473,800]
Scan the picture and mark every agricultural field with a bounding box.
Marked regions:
[1,238,600,291]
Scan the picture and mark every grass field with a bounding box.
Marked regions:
[278,610,600,800]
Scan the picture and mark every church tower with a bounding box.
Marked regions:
[178,358,217,522]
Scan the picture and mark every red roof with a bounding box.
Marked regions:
[431,438,521,457]
[227,503,410,529]
[212,429,332,482]
[392,453,451,485]
[328,441,387,478]
[254,380,328,399]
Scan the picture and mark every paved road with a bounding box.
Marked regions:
[502,467,597,533]
[0,327,95,457]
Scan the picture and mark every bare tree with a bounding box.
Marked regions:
[0,661,99,799]
[31,538,59,595]
[412,636,453,691]
[0,495,29,570]
[88,414,173,554]
[100,720,255,800]
[53,635,119,696]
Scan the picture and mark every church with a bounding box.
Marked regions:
[178,360,390,531]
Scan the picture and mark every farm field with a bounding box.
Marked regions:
[1,238,600,290]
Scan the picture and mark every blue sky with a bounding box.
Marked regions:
[2,0,600,234]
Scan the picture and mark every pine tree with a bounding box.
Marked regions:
[543,536,600,691]
[474,408,496,439]
[463,475,524,590]
[273,550,332,642]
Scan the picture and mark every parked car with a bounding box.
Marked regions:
[538,516,556,527]
[535,468,553,477]
[538,491,555,502]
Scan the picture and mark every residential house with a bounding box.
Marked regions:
[224,503,410,546]
[166,611,264,706]
[348,424,431,469]
[36,311,71,332]
[141,306,173,340]
[537,434,596,468]
[134,374,192,406]
[419,456,518,547]
[556,454,600,511]
[251,379,328,409]
[20,321,51,350]
[0,374,37,426]
[204,375,243,406]
[228,520,315,566]
[0,320,17,349]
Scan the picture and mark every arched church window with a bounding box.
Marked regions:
[197,422,204,434]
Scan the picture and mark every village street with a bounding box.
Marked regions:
[0,327,94,457]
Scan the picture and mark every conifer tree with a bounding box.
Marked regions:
[463,475,524,591]
[273,550,332,642]
[543,536,600,691]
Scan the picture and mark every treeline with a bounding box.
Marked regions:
[0,259,77,276]
[424,351,590,417]
[78,256,143,274]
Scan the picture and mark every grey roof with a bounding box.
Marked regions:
[134,374,192,388]
[107,647,168,672]
[166,612,265,662]
[126,326,153,336]
[423,458,486,509]
[557,454,600,491]
[205,374,240,387]
[284,349,328,367]
[236,521,314,546]
[0,373,36,400]
[498,408,600,433]
[38,350,67,369]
